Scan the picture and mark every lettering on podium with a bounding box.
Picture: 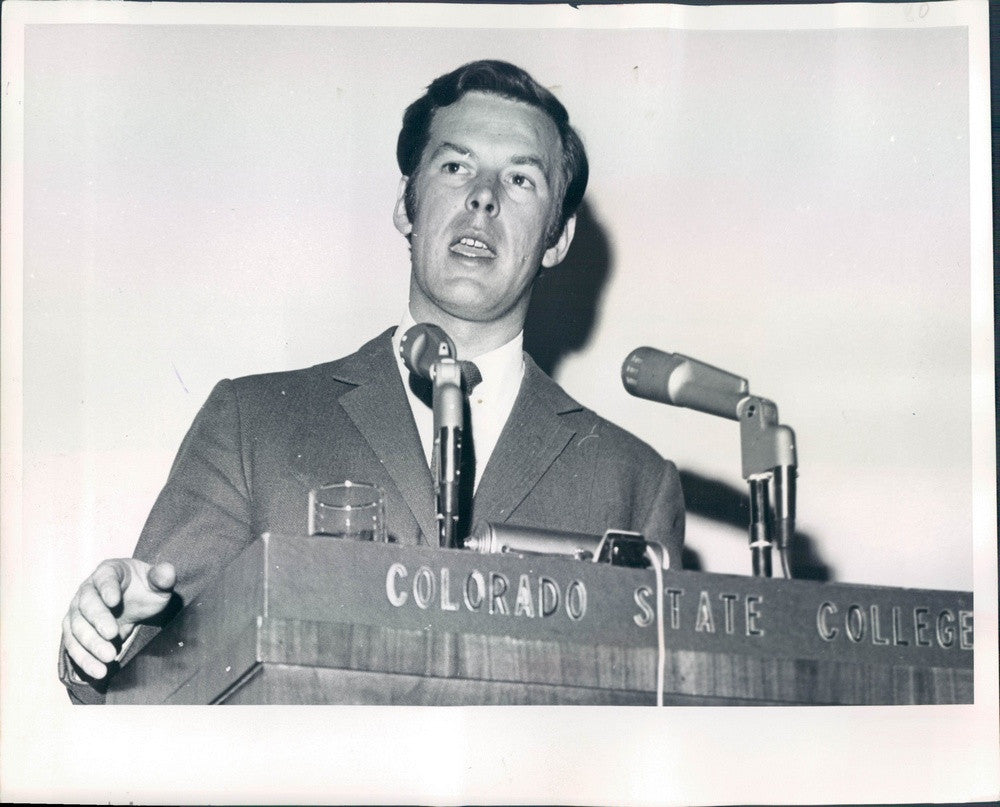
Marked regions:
[632,586,765,637]
[385,562,588,620]
[816,601,973,650]
[364,544,970,666]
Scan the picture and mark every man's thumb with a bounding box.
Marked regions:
[146,561,176,594]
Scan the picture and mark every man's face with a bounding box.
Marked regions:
[394,91,575,326]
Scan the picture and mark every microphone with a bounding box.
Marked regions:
[399,323,465,548]
[621,347,749,421]
[622,344,798,579]
[465,522,662,569]
[399,322,456,379]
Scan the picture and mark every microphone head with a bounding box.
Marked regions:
[622,346,749,420]
[621,347,687,405]
[399,323,456,380]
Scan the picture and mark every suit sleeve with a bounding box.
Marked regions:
[132,378,254,596]
[59,379,255,703]
[637,459,686,570]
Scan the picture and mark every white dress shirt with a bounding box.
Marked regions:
[391,311,525,492]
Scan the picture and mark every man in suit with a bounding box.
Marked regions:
[59,60,685,702]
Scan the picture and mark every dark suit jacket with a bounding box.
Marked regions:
[62,329,684,702]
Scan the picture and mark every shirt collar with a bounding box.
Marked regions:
[392,309,524,396]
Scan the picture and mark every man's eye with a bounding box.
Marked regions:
[509,173,535,189]
[442,162,468,175]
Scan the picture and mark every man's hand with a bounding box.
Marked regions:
[61,558,176,680]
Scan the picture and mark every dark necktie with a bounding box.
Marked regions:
[406,360,481,404]
[458,360,482,395]
[455,361,481,543]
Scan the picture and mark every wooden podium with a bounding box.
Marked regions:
[106,534,974,705]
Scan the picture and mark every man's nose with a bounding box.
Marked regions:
[466,179,499,217]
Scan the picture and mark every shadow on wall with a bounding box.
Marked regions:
[678,468,834,582]
[524,201,612,377]
[524,206,831,582]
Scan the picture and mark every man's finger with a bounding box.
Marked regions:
[147,561,176,593]
[90,562,128,609]
[63,630,108,678]
[63,614,118,677]
[68,611,118,663]
[76,584,121,641]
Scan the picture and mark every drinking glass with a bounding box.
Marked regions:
[307,481,386,541]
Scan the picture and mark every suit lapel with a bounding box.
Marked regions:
[327,336,584,540]
[334,331,438,543]
[472,356,582,525]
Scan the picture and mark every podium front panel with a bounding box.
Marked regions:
[106,534,973,705]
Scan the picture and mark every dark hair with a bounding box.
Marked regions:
[396,60,588,239]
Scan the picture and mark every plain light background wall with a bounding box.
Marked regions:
[23,22,971,594]
[3,3,994,803]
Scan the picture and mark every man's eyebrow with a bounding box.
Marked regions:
[429,141,471,160]
[511,154,549,175]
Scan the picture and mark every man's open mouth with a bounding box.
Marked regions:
[449,236,497,259]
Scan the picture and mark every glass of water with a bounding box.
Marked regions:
[307,481,386,541]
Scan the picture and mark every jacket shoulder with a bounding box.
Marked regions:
[568,405,666,468]
[523,355,667,469]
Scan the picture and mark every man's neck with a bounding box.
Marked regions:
[406,301,526,360]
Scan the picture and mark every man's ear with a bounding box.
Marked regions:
[393,176,412,236]
[541,214,577,269]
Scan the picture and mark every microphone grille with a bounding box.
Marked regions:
[621,347,685,403]
[399,323,456,380]
[620,347,648,394]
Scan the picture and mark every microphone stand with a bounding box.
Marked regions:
[431,358,464,548]
[738,396,797,578]
[621,347,798,578]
